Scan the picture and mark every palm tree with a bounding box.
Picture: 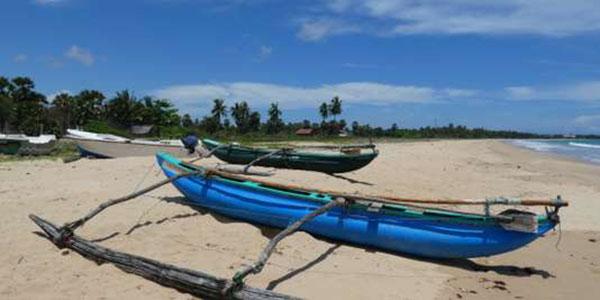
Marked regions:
[319,102,328,121]
[10,77,46,135]
[52,93,74,133]
[0,94,14,133]
[329,96,342,121]
[74,90,105,126]
[106,90,136,127]
[231,101,250,133]
[0,78,14,132]
[267,102,283,134]
[211,98,227,128]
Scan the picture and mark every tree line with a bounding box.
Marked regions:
[0,75,577,139]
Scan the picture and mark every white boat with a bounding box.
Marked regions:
[0,134,57,155]
[64,129,191,158]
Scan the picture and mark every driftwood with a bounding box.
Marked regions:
[226,198,346,293]
[30,215,296,300]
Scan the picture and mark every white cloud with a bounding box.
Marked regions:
[13,54,28,63]
[299,0,600,41]
[34,0,67,5]
[574,114,600,125]
[257,45,272,61]
[65,45,95,66]
[505,86,537,100]
[341,62,379,69]
[505,81,600,102]
[297,18,361,41]
[152,82,477,110]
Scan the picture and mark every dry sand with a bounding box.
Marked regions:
[1,140,599,299]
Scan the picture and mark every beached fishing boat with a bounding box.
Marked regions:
[201,139,378,173]
[0,134,56,155]
[157,152,565,259]
[65,129,190,158]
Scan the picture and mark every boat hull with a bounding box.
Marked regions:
[202,139,378,173]
[0,139,22,155]
[157,153,556,259]
[17,140,56,155]
[69,138,189,158]
[0,138,56,155]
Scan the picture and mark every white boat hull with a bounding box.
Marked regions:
[69,138,190,158]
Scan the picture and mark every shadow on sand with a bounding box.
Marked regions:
[267,244,341,290]
[326,173,374,186]
[431,258,555,278]
[53,195,554,289]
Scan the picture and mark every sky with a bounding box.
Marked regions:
[2,0,600,134]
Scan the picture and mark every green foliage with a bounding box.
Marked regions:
[319,102,328,121]
[3,75,593,142]
[156,125,188,139]
[105,90,137,128]
[83,120,132,138]
[181,114,194,128]
[5,77,47,135]
[211,99,227,128]
[329,96,342,120]
[74,90,105,126]
[317,96,344,134]
[0,94,14,132]
[230,101,261,133]
[104,90,180,136]
[350,121,554,139]
[266,102,284,134]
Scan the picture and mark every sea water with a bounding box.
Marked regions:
[511,139,600,164]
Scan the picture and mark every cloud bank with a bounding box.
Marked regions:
[298,0,600,41]
[152,82,478,110]
[505,81,600,102]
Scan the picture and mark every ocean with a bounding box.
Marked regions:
[511,139,600,164]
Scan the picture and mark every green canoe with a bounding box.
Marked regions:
[0,139,22,155]
[201,139,379,173]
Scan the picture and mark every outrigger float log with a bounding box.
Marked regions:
[30,152,568,299]
[29,215,297,300]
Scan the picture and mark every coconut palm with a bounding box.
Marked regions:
[52,93,75,133]
[329,96,342,121]
[266,102,283,134]
[231,101,250,133]
[211,98,227,128]
[319,102,328,121]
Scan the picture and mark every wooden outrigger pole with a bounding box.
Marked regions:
[198,165,569,209]
[29,215,297,300]
[29,168,345,299]
[223,198,347,295]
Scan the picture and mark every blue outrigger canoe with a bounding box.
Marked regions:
[157,152,563,259]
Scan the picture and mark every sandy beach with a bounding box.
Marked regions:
[1,140,599,299]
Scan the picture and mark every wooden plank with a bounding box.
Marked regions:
[202,167,569,208]
[30,214,298,300]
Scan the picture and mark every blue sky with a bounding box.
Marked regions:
[2,0,600,134]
